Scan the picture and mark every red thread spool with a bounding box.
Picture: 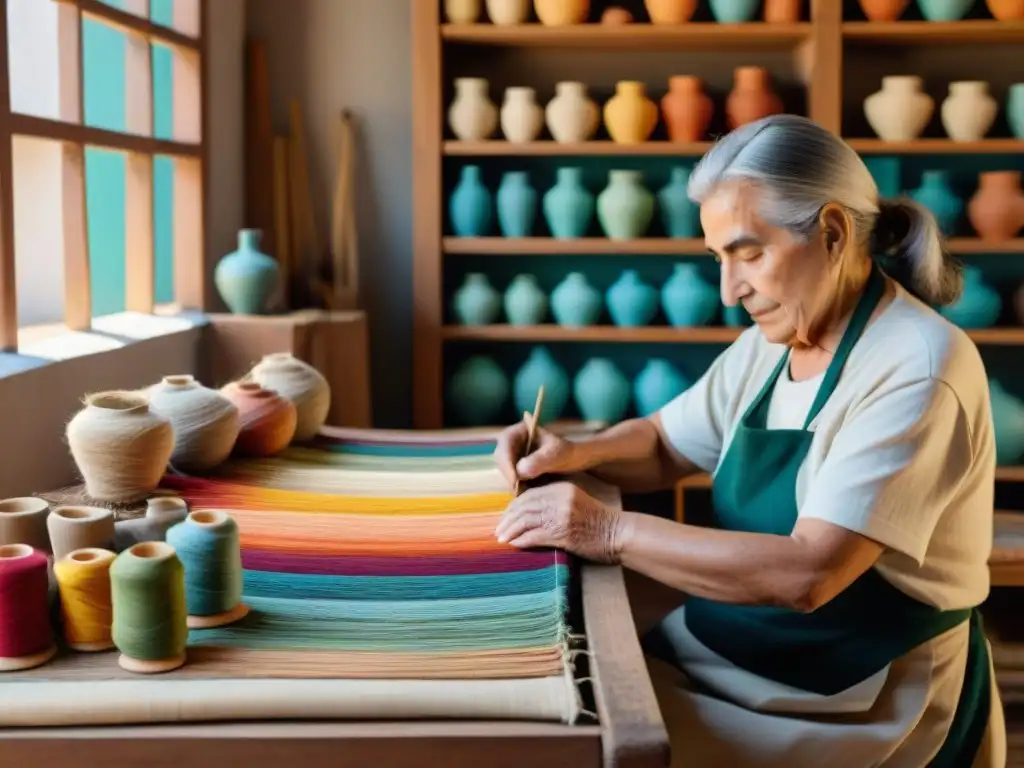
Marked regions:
[0,543,56,671]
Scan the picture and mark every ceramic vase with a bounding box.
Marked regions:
[658,167,700,238]
[726,67,783,130]
[645,0,697,23]
[661,263,719,326]
[445,0,482,22]
[147,375,240,473]
[607,270,659,327]
[602,6,633,22]
[987,0,1024,19]
[504,274,548,325]
[858,0,910,19]
[214,229,279,315]
[597,170,655,240]
[574,359,631,424]
[453,273,502,325]
[634,359,689,417]
[1006,84,1024,139]
[448,78,498,141]
[764,0,801,21]
[450,165,493,237]
[551,272,603,326]
[544,167,595,239]
[486,0,530,24]
[221,382,298,458]
[864,76,934,142]
[968,171,1024,242]
[448,356,509,426]
[501,87,544,144]
[661,76,713,143]
[514,347,570,424]
[249,353,331,443]
[723,303,753,327]
[496,171,537,237]
[918,0,973,20]
[908,170,962,237]
[709,0,760,22]
[941,82,997,142]
[939,266,1001,329]
[604,81,659,145]
[535,0,590,25]
[989,381,1024,465]
[545,82,600,144]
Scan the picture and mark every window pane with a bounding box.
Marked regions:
[85,150,127,318]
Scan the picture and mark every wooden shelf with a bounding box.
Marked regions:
[441,22,811,49]
[844,20,1024,45]
[847,138,1024,154]
[444,140,714,156]
[948,239,1024,254]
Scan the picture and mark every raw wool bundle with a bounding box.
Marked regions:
[148,375,240,473]
[248,353,330,442]
[220,381,297,458]
[66,392,175,503]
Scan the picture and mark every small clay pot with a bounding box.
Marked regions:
[645,0,697,24]
[764,0,801,22]
[661,76,713,142]
[725,66,783,131]
[858,0,910,20]
[601,6,633,23]
[968,171,1024,242]
[986,0,1024,19]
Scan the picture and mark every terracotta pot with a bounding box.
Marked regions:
[661,76,713,142]
[986,0,1024,19]
[645,0,698,23]
[725,66,783,131]
[601,6,633,23]
[534,0,590,25]
[968,171,1024,242]
[764,0,801,21]
[858,0,910,20]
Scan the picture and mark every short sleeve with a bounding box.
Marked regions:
[799,377,974,565]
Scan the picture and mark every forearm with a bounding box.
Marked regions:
[572,418,694,493]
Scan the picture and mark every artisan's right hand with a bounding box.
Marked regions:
[493,420,583,490]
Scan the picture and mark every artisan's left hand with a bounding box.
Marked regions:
[494,482,624,564]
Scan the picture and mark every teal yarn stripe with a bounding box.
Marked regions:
[322,442,497,458]
[242,564,568,602]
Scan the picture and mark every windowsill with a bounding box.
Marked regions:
[0,304,209,380]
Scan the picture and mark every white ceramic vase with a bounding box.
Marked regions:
[864,76,934,142]
[486,0,530,24]
[501,87,544,143]
[941,81,997,142]
[448,78,498,141]
[445,0,482,22]
[545,81,600,143]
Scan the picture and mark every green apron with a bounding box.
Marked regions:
[645,264,991,767]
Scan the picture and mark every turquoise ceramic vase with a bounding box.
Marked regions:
[504,274,548,325]
[497,171,537,238]
[634,359,690,417]
[574,358,631,424]
[709,0,759,22]
[661,263,719,327]
[909,170,962,236]
[1008,84,1024,140]
[453,273,501,325]
[939,266,1001,328]
[657,167,699,238]
[514,347,569,424]
[990,380,1024,466]
[450,165,493,237]
[214,229,280,314]
[917,0,973,20]
[551,272,603,327]
[723,303,752,327]
[448,356,509,426]
[606,270,658,327]
[543,167,595,239]
[597,170,655,240]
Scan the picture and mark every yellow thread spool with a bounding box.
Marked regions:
[53,548,116,652]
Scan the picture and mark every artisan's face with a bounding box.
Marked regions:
[701,180,835,347]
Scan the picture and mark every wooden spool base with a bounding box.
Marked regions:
[187,602,250,629]
[0,644,57,672]
[118,651,186,674]
[68,639,115,652]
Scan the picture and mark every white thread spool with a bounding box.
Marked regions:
[248,353,331,442]
[147,375,240,473]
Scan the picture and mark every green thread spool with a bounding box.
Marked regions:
[109,541,188,674]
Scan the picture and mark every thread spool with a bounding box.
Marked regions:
[113,496,189,551]
[0,496,51,551]
[0,544,57,671]
[166,510,249,629]
[110,541,188,673]
[53,548,116,652]
[147,375,240,473]
[47,505,115,561]
[220,381,297,457]
[65,391,175,503]
[249,352,331,442]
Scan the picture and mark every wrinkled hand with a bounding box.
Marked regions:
[494,482,623,564]
[493,421,583,490]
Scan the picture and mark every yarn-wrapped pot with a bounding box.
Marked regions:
[220,381,297,457]
[249,353,331,442]
[147,375,240,473]
[66,392,175,503]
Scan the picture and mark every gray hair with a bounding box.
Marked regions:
[687,114,962,306]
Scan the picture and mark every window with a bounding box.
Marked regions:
[1,0,205,352]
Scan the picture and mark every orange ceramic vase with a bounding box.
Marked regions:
[645,0,697,23]
[220,381,298,457]
[661,76,713,142]
[764,0,801,21]
[986,0,1024,19]
[601,6,632,23]
[604,81,659,144]
[858,0,910,19]
[725,67,783,130]
[534,0,590,25]
[968,171,1024,242]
